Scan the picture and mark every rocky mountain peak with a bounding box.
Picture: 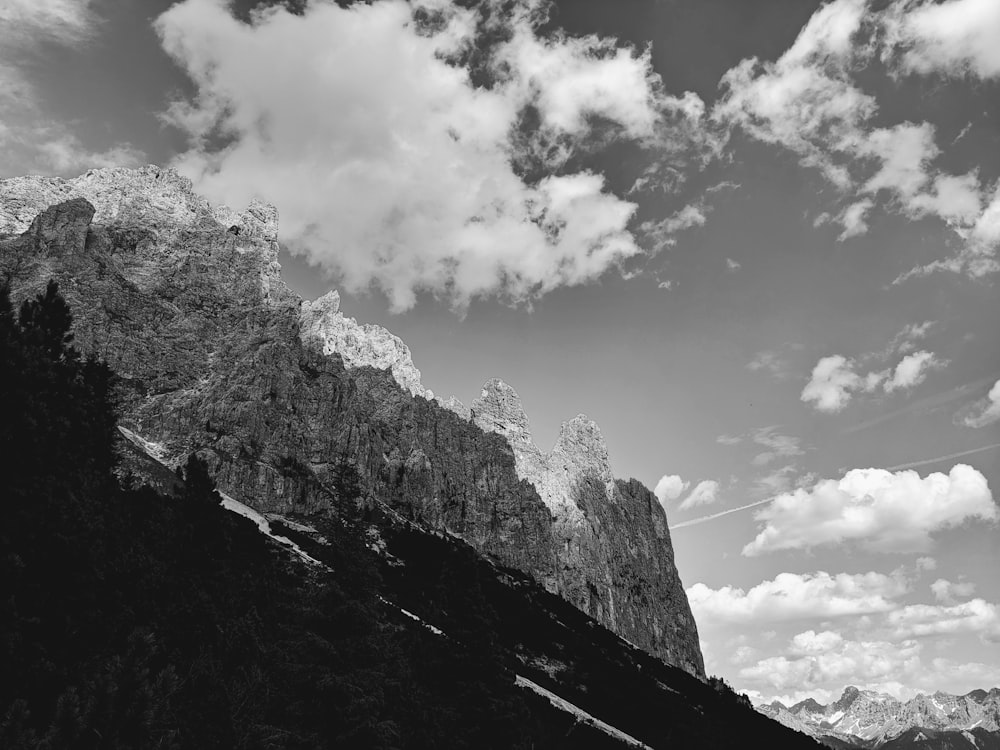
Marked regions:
[299,291,427,398]
[470,378,534,449]
[552,414,611,473]
[214,197,279,243]
[790,698,824,714]
[834,686,861,710]
[24,197,95,255]
[0,165,285,304]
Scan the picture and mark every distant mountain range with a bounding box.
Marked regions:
[759,686,1000,748]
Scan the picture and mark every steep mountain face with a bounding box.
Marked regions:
[760,687,1000,747]
[0,166,704,678]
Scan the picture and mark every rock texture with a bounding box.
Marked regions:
[0,166,704,678]
[467,379,701,672]
[760,686,1000,746]
[300,290,427,398]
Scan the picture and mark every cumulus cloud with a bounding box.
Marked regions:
[0,0,143,175]
[155,0,710,311]
[743,464,996,556]
[740,634,923,694]
[654,474,689,506]
[883,351,946,392]
[888,598,1000,641]
[789,629,845,656]
[801,355,874,412]
[679,479,720,511]
[801,348,946,413]
[687,570,909,625]
[884,0,1000,79]
[963,378,1000,428]
[930,578,977,604]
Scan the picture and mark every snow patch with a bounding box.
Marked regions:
[118,426,169,462]
[219,493,326,567]
[515,674,653,749]
[397,606,445,636]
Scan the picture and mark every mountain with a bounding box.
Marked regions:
[759,687,1000,748]
[0,168,824,747]
[0,165,702,676]
[0,278,821,748]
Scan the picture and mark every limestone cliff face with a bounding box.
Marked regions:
[470,379,702,674]
[0,167,704,678]
[300,290,427,398]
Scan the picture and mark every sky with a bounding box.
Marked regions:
[3,0,999,706]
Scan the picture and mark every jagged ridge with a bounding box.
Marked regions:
[0,166,704,677]
[760,686,1000,746]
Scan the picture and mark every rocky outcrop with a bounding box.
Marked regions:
[300,289,428,398]
[467,379,703,673]
[0,167,704,678]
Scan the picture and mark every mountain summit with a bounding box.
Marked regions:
[0,166,704,678]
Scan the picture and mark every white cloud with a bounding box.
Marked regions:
[888,598,1000,641]
[713,0,874,185]
[679,479,720,511]
[0,0,143,176]
[789,629,844,656]
[726,257,741,271]
[743,464,997,556]
[737,594,1000,704]
[747,350,792,380]
[639,201,708,252]
[654,474,689,506]
[897,182,1000,281]
[750,426,805,467]
[155,0,709,311]
[883,350,946,392]
[837,199,874,240]
[801,355,870,412]
[930,578,977,604]
[740,635,923,694]
[33,133,144,174]
[753,464,803,497]
[688,570,909,625]
[801,347,946,413]
[731,645,759,665]
[0,0,96,47]
[715,0,1000,275]
[886,321,935,355]
[885,0,1000,79]
[963,378,1000,428]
